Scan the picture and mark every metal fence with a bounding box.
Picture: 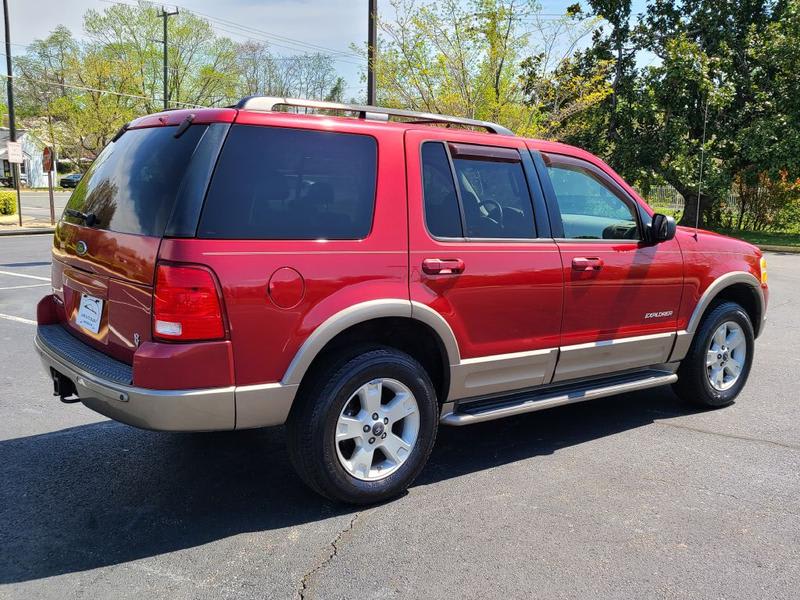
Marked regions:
[639,185,685,214]
[638,185,748,215]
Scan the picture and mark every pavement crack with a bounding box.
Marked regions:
[297,512,361,600]
[656,421,800,451]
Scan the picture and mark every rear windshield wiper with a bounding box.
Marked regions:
[111,122,129,143]
[174,113,196,139]
[65,208,98,227]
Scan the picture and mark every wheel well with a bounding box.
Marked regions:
[708,283,762,336]
[298,317,451,404]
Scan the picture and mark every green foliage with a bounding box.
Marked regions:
[15,2,345,163]
[372,0,603,136]
[0,191,17,216]
[543,0,800,232]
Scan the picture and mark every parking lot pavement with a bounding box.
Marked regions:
[4,191,71,223]
[1,236,798,599]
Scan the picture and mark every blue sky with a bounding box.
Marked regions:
[6,0,652,100]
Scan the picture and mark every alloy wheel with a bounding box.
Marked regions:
[334,378,420,481]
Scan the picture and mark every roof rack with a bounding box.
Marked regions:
[234,96,515,136]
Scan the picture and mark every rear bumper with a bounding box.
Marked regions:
[35,324,296,431]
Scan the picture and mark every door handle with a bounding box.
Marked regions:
[572,257,604,271]
[422,258,465,275]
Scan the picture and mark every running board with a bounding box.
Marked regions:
[440,369,678,426]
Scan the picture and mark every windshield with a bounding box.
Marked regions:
[63,125,208,236]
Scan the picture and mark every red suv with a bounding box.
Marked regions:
[35,97,768,504]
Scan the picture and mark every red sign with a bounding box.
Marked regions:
[43,146,53,172]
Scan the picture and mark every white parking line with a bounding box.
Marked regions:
[0,283,50,290]
[0,313,36,325]
[0,269,50,282]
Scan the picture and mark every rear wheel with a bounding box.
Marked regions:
[674,301,755,407]
[286,347,438,504]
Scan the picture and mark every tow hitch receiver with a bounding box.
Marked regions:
[52,369,80,403]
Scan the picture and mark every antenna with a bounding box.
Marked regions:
[694,99,709,237]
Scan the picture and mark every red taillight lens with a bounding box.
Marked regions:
[153,264,225,341]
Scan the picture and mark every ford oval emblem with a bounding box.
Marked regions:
[76,241,88,256]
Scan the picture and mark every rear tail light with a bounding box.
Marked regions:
[153,264,225,341]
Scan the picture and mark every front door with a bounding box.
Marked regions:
[406,129,563,401]
[536,151,684,382]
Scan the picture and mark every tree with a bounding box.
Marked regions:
[15,26,80,164]
[14,1,348,162]
[372,0,604,136]
[551,0,792,228]
[82,2,239,110]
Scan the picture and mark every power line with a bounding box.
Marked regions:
[204,21,364,67]
[0,72,205,108]
[98,0,364,61]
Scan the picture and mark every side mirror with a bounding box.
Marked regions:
[650,213,677,242]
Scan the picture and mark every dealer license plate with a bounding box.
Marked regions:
[75,294,104,334]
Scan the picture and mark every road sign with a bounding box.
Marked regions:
[43,146,53,172]
[6,141,22,164]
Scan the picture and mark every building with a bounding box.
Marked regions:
[0,128,49,188]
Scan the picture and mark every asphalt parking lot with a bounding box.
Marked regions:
[0,235,798,599]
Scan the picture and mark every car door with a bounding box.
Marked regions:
[406,129,563,401]
[534,149,684,383]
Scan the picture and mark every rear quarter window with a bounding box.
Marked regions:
[198,125,378,240]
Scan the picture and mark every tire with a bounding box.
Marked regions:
[286,347,439,504]
[673,301,755,408]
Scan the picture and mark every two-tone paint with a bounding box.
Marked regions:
[36,106,768,431]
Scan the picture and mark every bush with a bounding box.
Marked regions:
[0,190,16,215]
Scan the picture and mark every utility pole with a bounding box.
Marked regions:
[3,0,21,226]
[159,6,179,110]
[367,0,377,105]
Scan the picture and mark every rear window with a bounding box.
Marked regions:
[198,125,377,240]
[63,125,208,236]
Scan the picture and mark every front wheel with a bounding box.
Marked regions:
[286,347,439,504]
[673,301,755,408]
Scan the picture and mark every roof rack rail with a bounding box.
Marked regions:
[234,96,515,136]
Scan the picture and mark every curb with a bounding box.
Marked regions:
[0,227,55,236]
[759,244,800,253]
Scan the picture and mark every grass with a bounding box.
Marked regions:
[714,228,800,248]
[646,201,800,247]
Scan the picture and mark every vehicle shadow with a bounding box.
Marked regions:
[0,385,700,584]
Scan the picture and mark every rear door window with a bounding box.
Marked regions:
[63,125,208,236]
[450,148,536,239]
[198,125,377,240]
[419,142,537,240]
[421,142,462,238]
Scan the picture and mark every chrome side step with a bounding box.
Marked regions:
[440,369,678,426]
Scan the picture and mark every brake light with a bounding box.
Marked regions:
[153,264,225,341]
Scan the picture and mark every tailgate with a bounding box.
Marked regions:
[52,224,159,363]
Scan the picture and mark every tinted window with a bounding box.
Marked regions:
[451,152,535,239]
[199,126,377,240]
[63,125,208,236]
[421,142,462,238]
[546,159,639,240]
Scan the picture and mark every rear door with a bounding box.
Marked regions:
[52,116,230,363]
[406,129,563,401]
[534,150,683,382]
